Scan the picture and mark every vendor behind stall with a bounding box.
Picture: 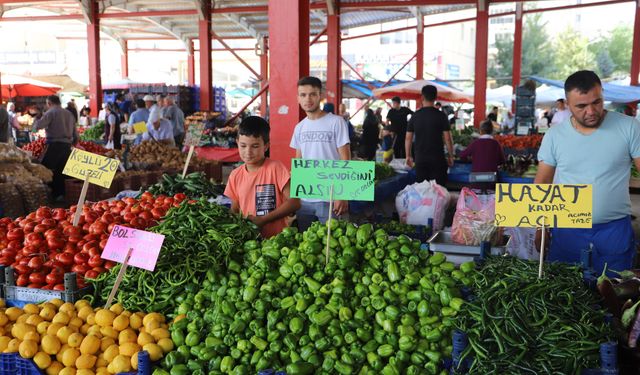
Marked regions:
[144,101,175,146]
[459,119,505,176]
[535,70,640,273]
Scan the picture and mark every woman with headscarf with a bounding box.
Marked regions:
[360,108,380,160]
[104,103,122,149]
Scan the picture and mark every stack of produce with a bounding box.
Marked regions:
[21,139,108,159]
[375,221,429,239]
[106,141,209,171]
[374,163,395,184]
[0,195,178,289]
[0,143,53,216]
[451,128,474,148]
[80,121,105,142]
[152,221,469,374]
[500,154,537,178]
[455,256,611,374]
[145,172,223,199]
[77,141,109,156]
[0,298,172,374]
[494,134,543,150]
[87,199,259,314]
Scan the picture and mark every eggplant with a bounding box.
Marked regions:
[612,279,640,300]
[598,264,623,318]
[622,300,640,328]
[628,304,640,348]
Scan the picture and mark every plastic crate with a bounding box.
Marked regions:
[3,267,91,304]
[0,351,152,375]
[447,172,470,183]
[64,179,119,207]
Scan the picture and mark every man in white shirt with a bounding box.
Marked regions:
[143,95,174,145]
[290,76,351,230]
[550,98,571,125]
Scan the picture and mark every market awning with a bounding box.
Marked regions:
[341,79,407,99]
[529,75,640,104]
[0,74,61,98]
[372,79,473,103]
[32,75,87,95]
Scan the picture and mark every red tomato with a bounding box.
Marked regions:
[56,253,74,266]
[46,272,62,285]
[73,253,89,265]
[6,228,23,241]
[174,193,187,202]
[104,261,116,270]
[71,264,89,275]
[41,218,56,227]
[47,237,65,251]
[52,284,65,291]
[84,270,100,279]
[33,224,49,234]
[27,257,44,270]
[28,272,45,285]
[16,274,29,286]
[87,255,102,268]
[123,212,136,222]
[87,247,101,257]
[52,208,66,221]
[91,266,106,273]
[41,284,53,290]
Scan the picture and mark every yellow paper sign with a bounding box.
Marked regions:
[495,183,593,228]
[132,121,147,134]
[63,148,120,188]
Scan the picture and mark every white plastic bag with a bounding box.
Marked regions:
[504,227,539,260]
[105,140,114,150]
[451,188,499,246]
[395,180,450,230]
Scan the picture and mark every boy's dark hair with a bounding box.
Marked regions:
[564,70,601,95]
[391,96,401,103]
[480,119,493,135]
[556,98,565,104]
[47,95,61,106]
[239,116,270,143]
[135,99,145,108]
[297,76,322,90]
[421,85,437,102]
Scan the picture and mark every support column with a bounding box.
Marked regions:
[511,2,523,110]
[473,0,489,128]
[326,3,342,109]
[86,0,101,117]
[259,36,269,117]
[120,41,128,79]
[198,1,212,110]
[268,0,309,165]
[187,41,195,86]
[416,11,424,81]
[631,0,640,85]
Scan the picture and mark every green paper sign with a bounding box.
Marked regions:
[290,159,375,201]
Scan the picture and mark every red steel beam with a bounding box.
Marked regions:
[339,0,475,8]
[225,84,270,126]
[199,1,212,111]
[86,0,101,117]
[100,9,196,18]
[128,47,255,52]
[382,53,417,88]
[187,41,195,86]
[342,57,375,89]
[121,40,128,79]
[268,0,309,166]
[474,0,489,128]
[416,26,424,81]
[309,26,327,46]
[524,0,631,14]
[326,4,342,108]
[631,0,640,85]
[511,2,523,111]
[212,5,268,14]
[213,32,261,79]
[0,14,83,21]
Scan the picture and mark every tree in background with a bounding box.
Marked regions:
[552,26,596,80]
[589,24,633,78]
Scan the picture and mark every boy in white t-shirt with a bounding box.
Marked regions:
[290,76,351,230]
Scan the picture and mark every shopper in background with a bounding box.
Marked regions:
[163,96,185,148]
[459,119,505,180]
[290,76,351,230]
[501,112,515,134]
[78,107,90,127]
[487,106,499,124]
[405,85,453,186]
[386,96,413,159]
[104,103,122,150]
[129,99,150,126]
[536,70,640,273]
[550,98,571,126]
[360,108,380,161]
[225,116,300,238]
[144,99,175,146]
[7,102,19,141]
[156,95,167,118]
[32,95,78,200]
[374,107,383,124]
[435,102,442,111]
[0,105,9,143]
[116,93,132,122]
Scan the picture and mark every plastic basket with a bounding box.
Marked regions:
[0,351,152,375]
[3,267,91,304]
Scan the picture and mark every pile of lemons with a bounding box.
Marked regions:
[0,298,173,375]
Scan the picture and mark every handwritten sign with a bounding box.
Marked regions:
[290,159,375,201]
[63,148,119,188]
[184,122,205,147]
[101,225,164,271]
[495,183,593,228]
[132,121,147,134]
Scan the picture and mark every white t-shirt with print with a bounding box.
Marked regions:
[290,113,350,160]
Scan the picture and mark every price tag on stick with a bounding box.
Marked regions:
[182,146,195,178]
[72,173,91,227]
[101,225,165,308]
[63,148,119,189]
[538,216,546,279]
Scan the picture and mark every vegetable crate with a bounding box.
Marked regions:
[64,179,121,207]
[0,351,153,375]
[2,267,91,304]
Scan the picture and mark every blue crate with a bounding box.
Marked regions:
[0,351,152,375]
[0,353,16,375]
[449,161,472,174]
[448,172,469,183]
[497,172,534,184]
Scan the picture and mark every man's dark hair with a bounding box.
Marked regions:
[435,101,442,107]
[297,76,322,90]
[421,85,437,102]
[556,98,565,104]
[135,99,145,109]
[391,96,401,103]
[239,116,270,143]
[492,106,498,111]
[480,119,493,135]
[564,70,601,94]
[116,94,124,102]
[47,95,61,106]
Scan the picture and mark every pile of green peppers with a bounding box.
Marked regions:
[154,221,473,375]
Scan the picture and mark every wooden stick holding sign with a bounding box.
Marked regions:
[325,184,334,266]
[72,173,90,227]
[104,247,133,309]
[538,216,546,279]
[181,145,195,178]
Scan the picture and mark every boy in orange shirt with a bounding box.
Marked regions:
[224,116,301,238]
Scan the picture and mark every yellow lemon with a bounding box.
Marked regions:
[121,311,132,318]
[49,298,64,308]
[0,336,11,352]
[61,347,80,367]
[74,300,90,310]
[16,314,30,324]
[110,354,131,373]
[95,354,108,367]
[46,322,64,336]
[103,344,119,362]
[142,312,164,326]
[142,343,163,361]
[130,350,139,370]
[18,339,38,358]
[119,342,141,357]
[94,310,116,327]
[41,334,62,355]
[77,306,93,322]
[11,322,35,340]
[68,332,84,348]
[0,312,9,326]
[46,360,64,375]
[55,344,70,363]
[150,327,170,341]
[80,324,90,335]
[108,303,124,315]
[118,329,137,345]
[59,368,76,375]
[136,332,154,347]
[5,307,23,322]
[128,314,142,330]
[95,368,109,375]
[99,326,118,340]
[34,351,52,369]
[23,303,40,315]
[112,314,129,331]
[5,338,20,352]
[52,312,70,325]
[23,330,40,342]
[86,313,96,326]
[76,370,95,375]
[37,321,51,335]
[39,306,56,322]
[58,302,75,314]
[56,326,75,344]
[157,337,174,353]
[79,334,100,355]
[25,314,43,327]
[100,337,115,352]
[143,320,160,332]
[69,317,83,329]
[87,325,102,338]
[75,353,97,369]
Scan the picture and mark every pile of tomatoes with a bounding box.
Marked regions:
[0,192,186,290]
[21,139,109,158]
[76,141,109,155]
[494,134,544,150]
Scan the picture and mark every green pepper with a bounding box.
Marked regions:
[439,288,452,306]
[425,328,442,342]
[417,300,429,317]
[250,336,268,351]
[242,286,258,302]
[460,261,475,273]
[399,335,416,351]
[169,364,189,375]
[311,310,333,326]
[334,361,353,375]
[339,307,353,321]
[428,252,446,266]
[322,356,336,371]
[377,344,394,357]
[411,352,426,366]
[424,350,441,363]
[381,363,400,375]
[171,329,185,347]
[357,224,373,245]
[185,332,200,347]
[220,356,234,372]
[425,361,438,375]
[367,352,382,370]
[450,297,464,311]
[290,316,304,333]
[315,337,330,351]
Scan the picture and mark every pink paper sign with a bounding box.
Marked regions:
[101,225,164,271]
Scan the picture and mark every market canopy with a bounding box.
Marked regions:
[373,80,473,103]
[529,75,640,104]
[0,74,61,98]
[32,75,87,95]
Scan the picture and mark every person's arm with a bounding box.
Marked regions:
[249,182,301,228]
[338,144,351,161]
[405,131,414,167]
[443,130,454,167]
[295,149,302,159]
[72,125,79,145]
[229,200,240,214]
[32,110,48,131]
[534,162,556,184]
[459,141,473,161]
[108,116,115,141]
